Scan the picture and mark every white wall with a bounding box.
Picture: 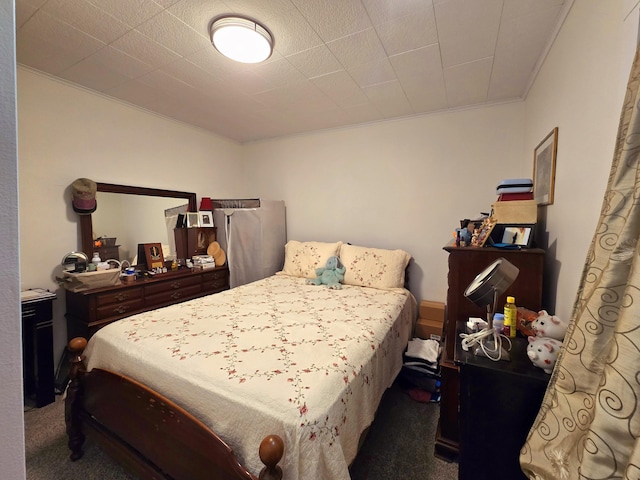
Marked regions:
[523,0,638,321]
[243,102,526,304]
[243,1,640,325]
[17,68,247,360]
[1,1,25,478]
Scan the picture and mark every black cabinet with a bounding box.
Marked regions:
[21,290,56,407]
[455,325,549,479]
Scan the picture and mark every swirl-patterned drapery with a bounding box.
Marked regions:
[521,44,640,479]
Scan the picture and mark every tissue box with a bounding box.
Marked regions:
[63,269,121,292]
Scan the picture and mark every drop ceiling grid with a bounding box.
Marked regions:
[14,0,571,142]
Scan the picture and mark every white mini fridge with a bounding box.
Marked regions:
[212,199,286,288]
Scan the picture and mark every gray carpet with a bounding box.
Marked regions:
[24,380,458,479]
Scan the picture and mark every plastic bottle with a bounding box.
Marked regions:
[493,313,505,336]
[91,252,101,265]
[504,296,517,338]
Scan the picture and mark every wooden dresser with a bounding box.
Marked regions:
[66,266,229,339]
[435,244,545,461]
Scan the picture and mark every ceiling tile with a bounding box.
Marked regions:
[110,29,182,68]
[444,57,494,107]
[376,10,438,57]
[15,1,38,29]
[135,10,211,57]
[312,70,370,108]
[362,80,413,118]
[57,57,132,92]
[435,0,503,68]
[488,3,564,101]
[347,57,397,88]
[17,10,106,74]
[376,11,438,55]
[286,45,343,79]
[327,28,388,70]
[41,0,130,44]
[86,0,164,29]
[290,0,372,42]
[362,0,433,25]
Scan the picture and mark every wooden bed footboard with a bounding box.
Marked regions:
[65,338,284,480]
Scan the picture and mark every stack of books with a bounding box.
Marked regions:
[192,255,216,269]
[492,178,537,224]
[496,178,533,201]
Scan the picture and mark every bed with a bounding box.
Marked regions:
[66,241,417,480]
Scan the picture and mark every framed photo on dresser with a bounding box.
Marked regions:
[144,242,164,269]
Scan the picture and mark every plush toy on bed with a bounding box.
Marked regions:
[307,256,346,289]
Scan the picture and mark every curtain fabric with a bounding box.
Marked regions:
[521,44,640,479]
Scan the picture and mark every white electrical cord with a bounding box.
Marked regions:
[460,327,512,361]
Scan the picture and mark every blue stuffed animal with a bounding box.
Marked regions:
[306,256,346,289]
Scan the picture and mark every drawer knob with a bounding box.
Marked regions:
[171,281,181,289]
[114,305,128,314]
[115,293,128,302]
[171,291,181,300]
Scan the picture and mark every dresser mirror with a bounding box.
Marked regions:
[80,183,197,264]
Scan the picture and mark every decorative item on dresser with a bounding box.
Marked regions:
[435,243,544,462]
[65,266,229,339]
[174,226,217,260]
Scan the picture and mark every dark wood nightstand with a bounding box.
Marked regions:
[21,290,57,407]
[435,245,545,461]
[455,322,549,480]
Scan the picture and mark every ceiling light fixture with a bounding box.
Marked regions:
[210,16,273,64]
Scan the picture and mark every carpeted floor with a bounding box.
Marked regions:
[24,380,458,479]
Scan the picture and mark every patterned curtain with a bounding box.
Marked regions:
[520,44,640,479]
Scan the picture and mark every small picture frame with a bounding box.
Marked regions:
[471,218,496,248]
[144,242,164,269]
[499,224,535,248]
[186,212,200,228]
[198,211,214,227]
[533,127,558,206]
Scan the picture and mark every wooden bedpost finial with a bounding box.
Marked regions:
[258,434,284,480]
[68,337,88,353]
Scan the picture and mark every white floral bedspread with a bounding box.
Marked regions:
[84,274,416,480]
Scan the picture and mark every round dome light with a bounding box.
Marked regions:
[210,16,273,64]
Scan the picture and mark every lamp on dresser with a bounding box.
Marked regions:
[461,257,519,361]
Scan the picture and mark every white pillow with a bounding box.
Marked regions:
[280,240,343,279]
[340,244,411,290]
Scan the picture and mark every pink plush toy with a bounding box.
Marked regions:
[531,310,568,341]
[527,336,562,374]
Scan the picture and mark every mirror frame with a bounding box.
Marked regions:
[80,183,197,258]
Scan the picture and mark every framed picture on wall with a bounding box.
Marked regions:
[533,127,558,206]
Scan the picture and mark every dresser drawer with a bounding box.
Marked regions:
[144,276,201,296]
[96,298,144,320]
[96,287,143,307]
[202,269,229,292]
[145,284,202,307]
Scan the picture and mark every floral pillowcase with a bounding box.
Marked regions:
[279,240,343,279]
[339,244,411,290]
